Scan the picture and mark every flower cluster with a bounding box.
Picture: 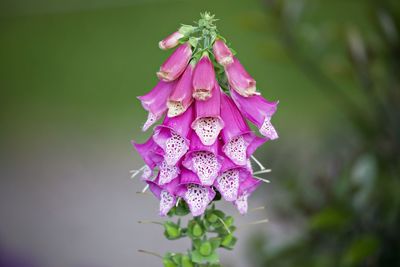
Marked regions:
[133,13,278,217]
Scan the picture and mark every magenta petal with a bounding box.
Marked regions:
[131,138,163,169]
[167,63,194,117]
[180,184,216,216]
[220,92,250,142]
[213,39,233,66]
[157,43,192,82]
[179,168,201,185]
[159,31,184,50]
[138,80,176,131]
[158,160,180,185]
[147,177,179,216]
[162,104,194,138]
[230,88,279,139]
[191,85,224,146]
[234,176,261,215]
[182,151,222,186]
[225,57,257,97]
[192,53,216,100]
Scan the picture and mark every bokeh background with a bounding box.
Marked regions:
[1,0,399,266]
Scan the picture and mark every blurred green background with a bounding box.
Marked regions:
[1,0,399,266]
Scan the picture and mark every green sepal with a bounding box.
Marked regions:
[163,221,182,240]
[220,234,237,250]
[191,250,220,264]
[181,254,194,267]
[187,220,204,239]
[209,237,222,250]
[163,253,178,267]
[199,241,213,256]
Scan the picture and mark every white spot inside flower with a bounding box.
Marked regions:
[167,101,185,117]
[159,160,179,185]
[160,190,175,216]
[164,132,188,166]
[223,135,248,165]
[192,117,223,145]
[260,117,278,140]
[216,169,239,201]
[192,151,220,186]
[184,184,210,216]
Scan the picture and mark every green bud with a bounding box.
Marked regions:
[192,223,203,237]
[179,25,195,36]
[181,255,194,267]
[164,222,181,240]
[221,234,237,250]
[207,214,218,223]
[224,216,234,227]
[199,241,213,256]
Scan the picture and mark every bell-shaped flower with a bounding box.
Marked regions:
[214,156,251,201]
[220,93,266,166]
[177,171,216,216]
[234,176,261,215]
[191,84,224,146]
[213,39,233,66]
[138,80,176,131]
[153,105,194,166]
[159,31,184,50]
[192,52,216,100]
[158,160,181,185]
[230,88,278,140]
[147,175,180,216]
[131,137,163,179]
[157,43,192,82]
[182,131,222,186]
[167,63,194,117]
[225,57,257,97]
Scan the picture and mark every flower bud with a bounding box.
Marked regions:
[164,221,182,240]
[225,57,257,97]
[157,43,192,82]
[159,31,184,50]
[192,52,216,100]
[213,39,233,66]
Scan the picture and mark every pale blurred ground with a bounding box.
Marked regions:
[0,0,348,266]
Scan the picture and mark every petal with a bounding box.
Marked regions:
[215,169,240,201]
[153,129,189,166]
[167,63,194,117]
[159,190,176,216]
[191,84,224,145]
[179,168,202,185]
[131,138,163,169]
[181,184,215,216]
[158,160,180,185]
[225,57,257,97]
[220,92,250,143]
[192,53,216,100]
[234,194,248,215]
[183,151,221,186]
[230,88,278,139]
[213,39,233,66]
[157,43,192,81]
[159,31,184,50]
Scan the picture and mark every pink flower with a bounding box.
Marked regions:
[213,39,233,66]
[225,57,257,97]
[230,88,279,139]
[159,31,184,50]
[182,131,222,186]
[157,43,192,82]
[138,80,176,131]
[167,63,194,117]
[132,137,163,176]
[177,180,216,216]
[153,105,194,165]
[192,53,216,100]
[234,176,261,215]
[220,93,266,166]
[191,84,224,146]
[147,176,180,216]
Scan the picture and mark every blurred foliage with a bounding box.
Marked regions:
[247,0,400,266]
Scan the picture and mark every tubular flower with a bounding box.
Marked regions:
[138,80,176,131]
[157,43,192,82]
[220,93,266,166]
[192,52,216,100]
[182,131,222,186]
[230,88,279,140]
[191,84,224,146]
[132,13,279,219]
[213,39,233,66]
[225,57,258,97]
[153,105,194,166]
[159,31,184,50]
[167,62,194,117]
